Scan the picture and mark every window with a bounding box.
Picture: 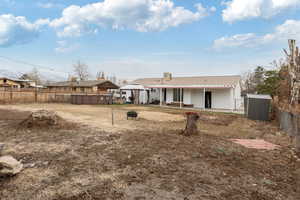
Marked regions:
[173,88,183,102]
[3,79,7,83]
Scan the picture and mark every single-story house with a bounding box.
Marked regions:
[0,77,43,89]
[131,73,242,110]
[46,79,119,93]
[0,77,22,88]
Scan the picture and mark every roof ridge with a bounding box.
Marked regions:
[134,75,241,80]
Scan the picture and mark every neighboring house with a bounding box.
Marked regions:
[0,77,44,89]
[17,80,41,88]
[0,77,21,88]
[132,73,242,110]
[46,79,119,93]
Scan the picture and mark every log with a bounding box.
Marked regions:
[182,112,200,136]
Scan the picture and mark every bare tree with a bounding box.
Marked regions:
[96,71,105,80]
[73,60,89,81]
[20,67,42,84]
[283,39,300,153]
[283,39,300,105]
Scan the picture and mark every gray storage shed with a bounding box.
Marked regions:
[244,94,272,121]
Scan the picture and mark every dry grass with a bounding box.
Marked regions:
[0,104,298,200]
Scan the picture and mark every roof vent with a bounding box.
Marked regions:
[163,72,172,81]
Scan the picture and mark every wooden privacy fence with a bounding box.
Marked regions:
[71,94,113,105]
[0,89,113,104]
[277,110,300,151]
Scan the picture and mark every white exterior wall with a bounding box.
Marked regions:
[191,89,204,108]
[210,88,233,110]
[150,88,160,102]
[166,88,173,103]
[234,82,242,109]
[149,84,242,110]
[189,88,235,109]
[165,88,192,104]
[183,89,192,104]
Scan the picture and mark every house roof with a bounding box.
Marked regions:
[133,75,241,88]
[0,77,33,83]
[0,77,19,82]
[46,80,119,89]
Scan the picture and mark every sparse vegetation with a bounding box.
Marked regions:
[0,104,297,200]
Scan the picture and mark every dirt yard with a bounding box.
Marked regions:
[0,104,298,200]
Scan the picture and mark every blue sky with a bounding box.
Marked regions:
[0,0,300,80]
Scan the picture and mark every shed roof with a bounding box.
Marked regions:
[133,75,241,88]
[46,80,119,89]
[246,94,272,100]
[120,84,148,90]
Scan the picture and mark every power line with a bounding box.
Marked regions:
[0,55,69,75]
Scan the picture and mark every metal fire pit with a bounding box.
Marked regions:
[127,111,138,120]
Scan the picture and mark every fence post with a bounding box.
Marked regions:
[10,86,13,103]
[35,88,38,103]
[111,108,114,126]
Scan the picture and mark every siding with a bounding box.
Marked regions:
[211,88,233,109]
[183,89,192,104]
[164,87,239,109]
[191,89,204,108]
[166,88,173,103]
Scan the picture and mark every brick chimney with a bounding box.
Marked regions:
[163,72,172,81]
[69,77,78,82]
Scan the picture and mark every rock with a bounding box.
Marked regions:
[0,156,23,176]
[275,132,282,136]
[23,163,36,168]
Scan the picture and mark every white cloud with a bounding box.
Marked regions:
[55,40,79,53]
[0,14,47,47]
[37,2,64,9]
[213,33,261,49]
[50,0,215,37]
[213,19,300,50]
[222,0,300,22]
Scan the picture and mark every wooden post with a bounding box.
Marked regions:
[160,88,162,106]
[10,86,13,103]
[180,88,183,109]
[203,88,206,110]
[111,108,114,126]
[35,87,38,103]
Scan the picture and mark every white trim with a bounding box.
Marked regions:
[180,88,182,108]
[203,88,206,109]
[160,88,162,106]
[145,84,234,88]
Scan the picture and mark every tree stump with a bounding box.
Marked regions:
[182,112,200,136]
[296,135,300,155]
[20,110,62,128]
